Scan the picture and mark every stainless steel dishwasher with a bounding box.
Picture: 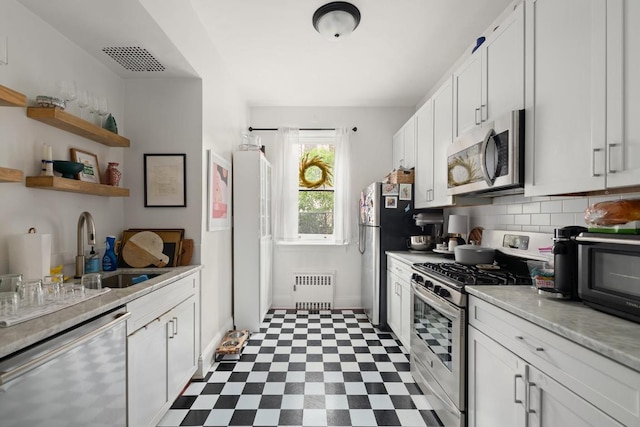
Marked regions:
[0,307,129,427]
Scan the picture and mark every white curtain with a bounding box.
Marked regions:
[273,128,299,242]
[333,127,352,244]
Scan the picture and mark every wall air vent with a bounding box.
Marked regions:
[102,46,165,72]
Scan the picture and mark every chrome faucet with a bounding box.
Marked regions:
[75,211,96,278]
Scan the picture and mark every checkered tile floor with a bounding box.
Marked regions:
[158,309,443,427]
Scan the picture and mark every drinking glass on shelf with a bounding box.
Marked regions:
[88,93,99,126]
[77,90,89,120]
[97,97,109,127]
[58,80,77,109]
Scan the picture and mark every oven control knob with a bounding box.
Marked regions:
[425,280,433,289]
[433,284,441,293]
[438,288,451,298]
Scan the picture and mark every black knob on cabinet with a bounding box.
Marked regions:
[433,285,441,293]
[425,280,433,289]
[438,288,451,298]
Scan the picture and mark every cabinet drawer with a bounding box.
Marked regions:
[469,297,640,426]
[387,257,414,281]
[127,274,197,334]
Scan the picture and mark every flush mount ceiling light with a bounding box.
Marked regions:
[313,2,361,39]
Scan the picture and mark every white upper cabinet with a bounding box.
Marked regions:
[453,1,525,138]
[392,116,417,170]
[414,99,434,208]
[606,0,640,189]
[524,0,607,196]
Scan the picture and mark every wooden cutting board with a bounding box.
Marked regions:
[178,239,194,266]
[468,227,484,245]
[122,231,169,268]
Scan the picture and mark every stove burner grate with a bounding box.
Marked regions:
[413,262,532,287]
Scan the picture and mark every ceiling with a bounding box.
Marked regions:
[19,0,514,108]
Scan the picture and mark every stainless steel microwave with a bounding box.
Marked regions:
[577,233,640,323]
[446,110,524,196]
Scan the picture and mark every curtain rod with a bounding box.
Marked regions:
[248,127,357,132]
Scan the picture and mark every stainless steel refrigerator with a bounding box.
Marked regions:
[358,182,423,327]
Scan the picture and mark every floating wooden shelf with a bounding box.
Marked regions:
[0,167,23,182]
[27,107,130,148]
[26,176,129,197]
[0,85,27,107]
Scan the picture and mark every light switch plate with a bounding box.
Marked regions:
[0,36,8,65]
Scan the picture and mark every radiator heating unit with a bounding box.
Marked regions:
[293,272,335,310]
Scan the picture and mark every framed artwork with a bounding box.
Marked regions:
[399,183,412,200]
[385,196,397,208]
[70,148,100,184]
[118,229,184,268]
[144,154,186,207]
[382,183,399,196]
[207,150,231,231]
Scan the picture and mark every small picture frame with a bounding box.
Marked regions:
[385,196,398,208]
[382,183,399,196]
[399,183,412,200]
[144,154,187,207]
[70,148,100,184]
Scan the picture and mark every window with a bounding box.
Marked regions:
[297,131,336,238]
[274,128,351,245]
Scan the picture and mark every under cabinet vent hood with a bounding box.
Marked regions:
[102,46,165,72]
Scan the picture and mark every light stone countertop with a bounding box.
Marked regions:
[386,250,455,265]
[467,286,640,372]
[0,265,203,360]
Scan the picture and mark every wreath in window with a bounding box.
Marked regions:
[299,153,333,189]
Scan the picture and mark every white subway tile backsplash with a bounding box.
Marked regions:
[506,225,522,231]
[514,214,531,225]
[507,204,523,214]
[530,213,551,226]
[563,198,588,213]
[522,225,540,232]
[574,213,587,226]
[540,201,562,213]
[522,202,541,214]
[550,213,576,226]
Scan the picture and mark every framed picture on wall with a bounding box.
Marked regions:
[71,148,101,184]
[207,150,231,231]
[143,153,187,207]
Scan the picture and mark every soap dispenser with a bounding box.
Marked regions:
[102,236,118,272]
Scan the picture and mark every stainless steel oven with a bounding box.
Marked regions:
[411,272,465,427]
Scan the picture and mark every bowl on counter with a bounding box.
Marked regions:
[454,244,495,265]
[407,235,435,251]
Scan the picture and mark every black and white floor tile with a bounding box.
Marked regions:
[158,309,443,427]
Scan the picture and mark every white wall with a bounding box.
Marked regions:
[0,0,125,277]
[138,0,250,374]
[250,106,413,308]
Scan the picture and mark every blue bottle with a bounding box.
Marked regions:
[102,236,118,272]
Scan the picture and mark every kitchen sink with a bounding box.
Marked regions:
[101,273,160,289]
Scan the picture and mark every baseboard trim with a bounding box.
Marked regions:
[194,316,235,379]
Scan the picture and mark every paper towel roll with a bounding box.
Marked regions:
[8,232,52,280]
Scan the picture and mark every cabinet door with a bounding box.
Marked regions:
[128,317,168,427]
[524,0,607,196]
[453,52,483,138]
[399,280,411,350]
[483,1,525,122]
[415,99,434,208]
[392,130,404,170]
[606,0,640,188]
[528,366,624,427]
[167,295,197,399]
[403,116,416,169]
[431,77,455,207]
[259,235,273,319]
[386,270,402,338]
[468,326,527,427]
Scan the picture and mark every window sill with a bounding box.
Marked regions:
[276,240,348,247]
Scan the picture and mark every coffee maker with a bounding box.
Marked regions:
[539,226,587,299]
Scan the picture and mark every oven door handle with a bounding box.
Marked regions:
[479,128,497,187]
[412,283,460,320]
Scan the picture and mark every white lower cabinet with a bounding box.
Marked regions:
[127,273,199,427]
[468,296,640,427]
[386,257,412,350]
